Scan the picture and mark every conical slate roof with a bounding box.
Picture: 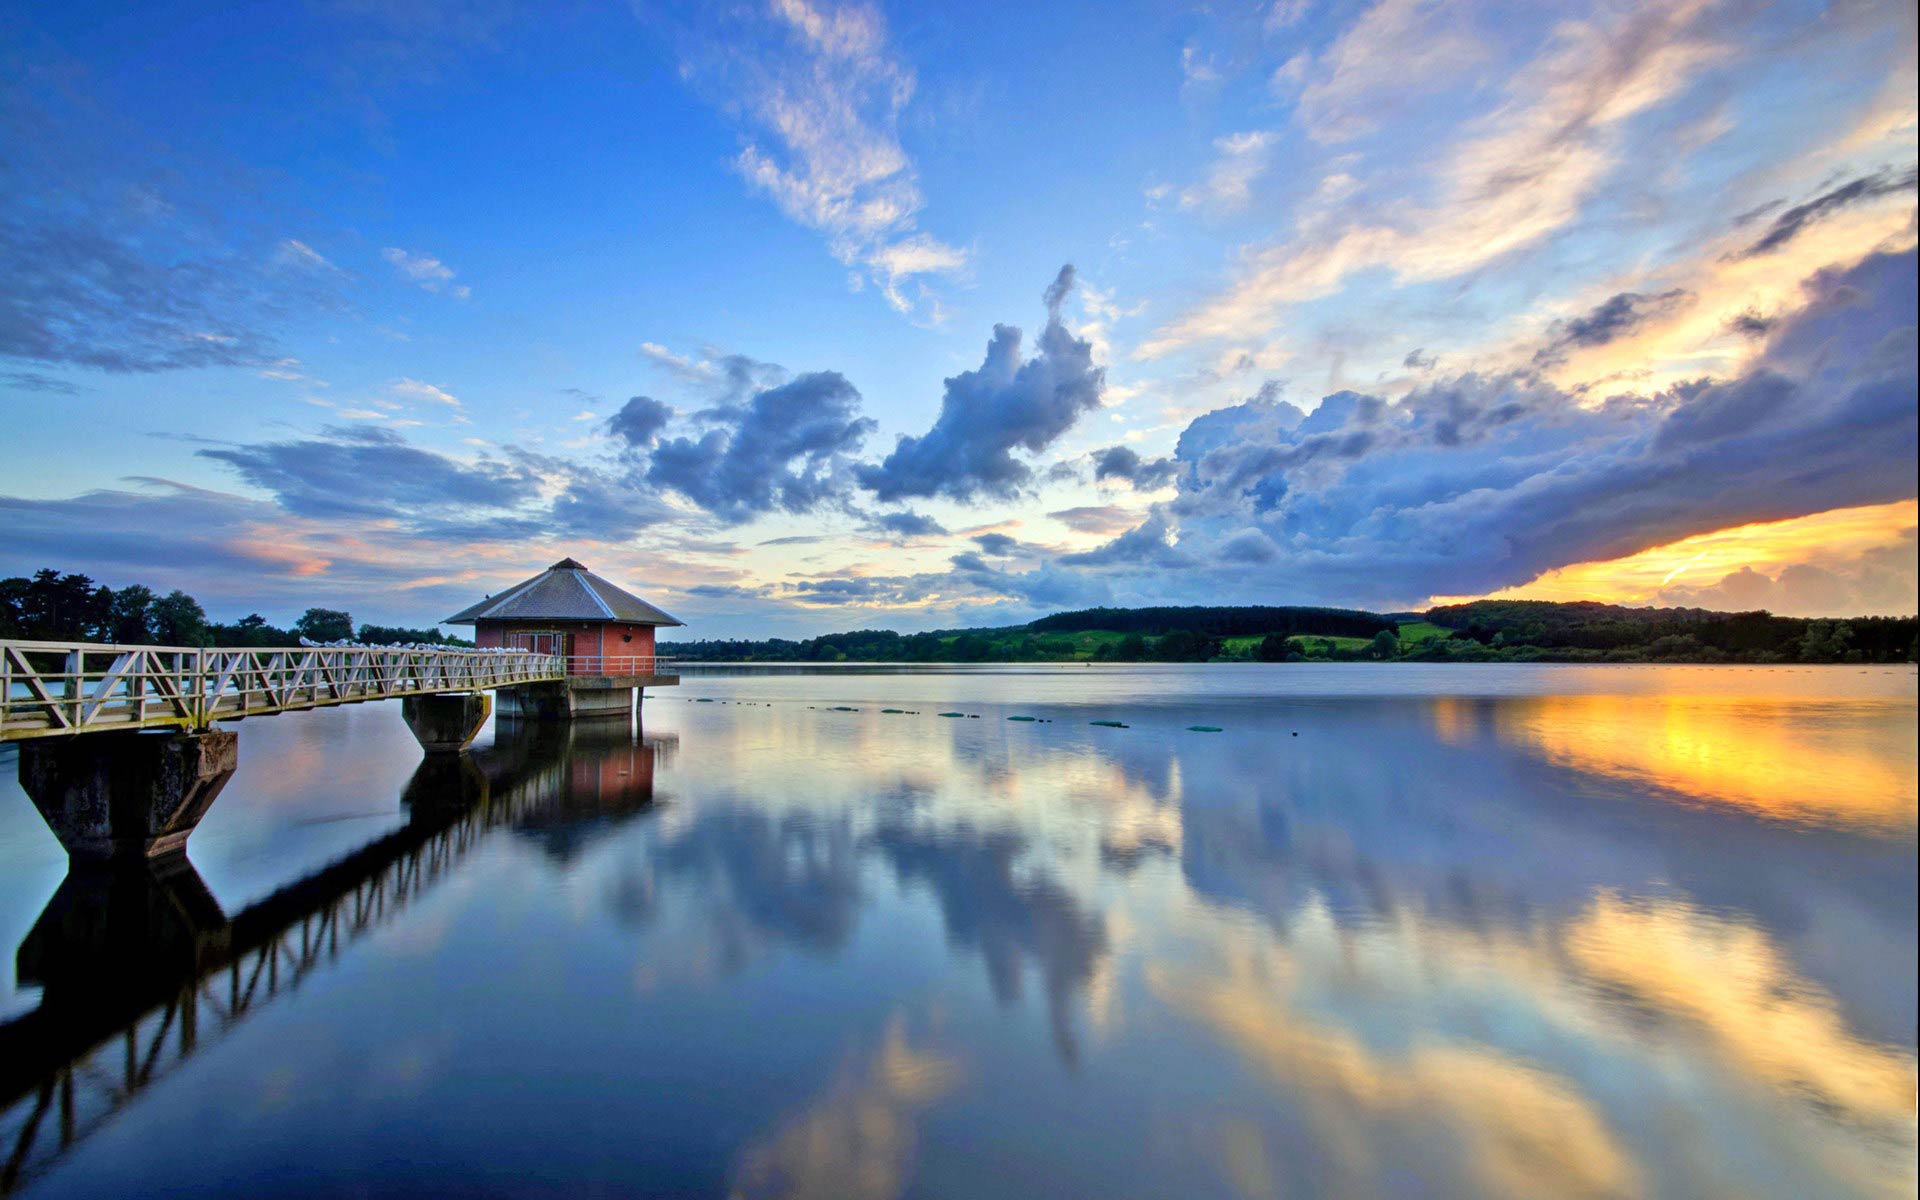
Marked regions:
[444,558,683,626]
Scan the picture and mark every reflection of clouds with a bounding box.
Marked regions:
[1439,694,1918,833]
[1156,959,1641,1199]
[656,809,865,968]
[873,822,1107,1064]
[1154,888,1917,1199]
[638,684,1913,1195]
[729,1018,960,1200]
[1564,893,1917,1133]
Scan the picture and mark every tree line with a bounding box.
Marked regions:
[0,569,473,648]
[1426,600,1916,663]
[1029,605,1396,639]
[667,600,1915,664]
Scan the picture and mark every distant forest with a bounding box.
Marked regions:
[5,566,1912,664]
[0,568,472,648]
[667,599,1917,665]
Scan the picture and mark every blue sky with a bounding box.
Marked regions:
[2,0,1915,637]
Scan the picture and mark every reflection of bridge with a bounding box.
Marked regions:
[0,721,670,1195]
[0,638,677,864]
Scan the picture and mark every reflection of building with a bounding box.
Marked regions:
[478,719,673,858]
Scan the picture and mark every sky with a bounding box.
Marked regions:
[1,0,1915,639]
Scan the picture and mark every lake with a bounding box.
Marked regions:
[0,664,1914,1198]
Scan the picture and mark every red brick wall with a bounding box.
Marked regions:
[473,621,659,673]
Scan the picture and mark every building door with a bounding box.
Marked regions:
[509,630,572,660]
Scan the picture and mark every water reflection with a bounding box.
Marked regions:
[872,822,1107,1065]
[0,668,1911,1199]
[0,718,664,1194]
[730,1017,960,1200]
[1431,693,1919,831]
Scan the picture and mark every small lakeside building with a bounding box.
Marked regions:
[444,558,682,718]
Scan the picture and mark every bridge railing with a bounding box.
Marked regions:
[564,655,677,677]
[0,640,565,740]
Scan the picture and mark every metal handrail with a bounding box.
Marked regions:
[0,640,565,740]
[562,655,678,676]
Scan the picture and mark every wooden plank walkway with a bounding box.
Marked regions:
[0,640,567,741]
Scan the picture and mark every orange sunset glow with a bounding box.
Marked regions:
[1430,501,1919,615]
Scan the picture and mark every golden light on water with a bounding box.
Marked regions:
[1428,500,1919,612]
[1436,692,1918,832]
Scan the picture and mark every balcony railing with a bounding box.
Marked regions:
[563,655,677,677]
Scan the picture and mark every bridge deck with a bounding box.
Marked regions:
[0,640,593,741]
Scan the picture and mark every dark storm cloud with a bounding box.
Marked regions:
[1729,165,1917,260]
[971,533,1021,556]
[864,510,948,538]
[607,395,674,447]
[646,371,875,522]
[1532,289,1690,366]
[1049,249,1918,606]
[856,266,1105,502]
[1090,445,1179,489]
[199,425,542,521]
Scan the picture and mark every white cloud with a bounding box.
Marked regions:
[389,378,462,407]
[276,239,337,271]
[1180,131,1279,213]
[706,0,967,319]
[1292,0,1490,142]
[381,247,471,299]
[1142,0,1723,358]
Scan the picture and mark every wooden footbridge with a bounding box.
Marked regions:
[1,637,677,865]
[0,639,568,740]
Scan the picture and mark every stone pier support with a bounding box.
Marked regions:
[497,681,635,721]
[402,691,492,753]
[19,730,240,863]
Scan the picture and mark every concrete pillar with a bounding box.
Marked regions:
[566,686,635,719]
[19,730,239,863]
[497,682,633,721]
[402,691,492,753]
[496,680,571,721]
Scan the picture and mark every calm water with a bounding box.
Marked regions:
[0,664,1914,1198]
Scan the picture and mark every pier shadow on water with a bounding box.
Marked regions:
[0,717,669,1195]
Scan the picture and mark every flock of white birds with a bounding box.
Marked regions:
[293,637,533,653]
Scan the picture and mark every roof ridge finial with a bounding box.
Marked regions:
[551,556,588,571]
